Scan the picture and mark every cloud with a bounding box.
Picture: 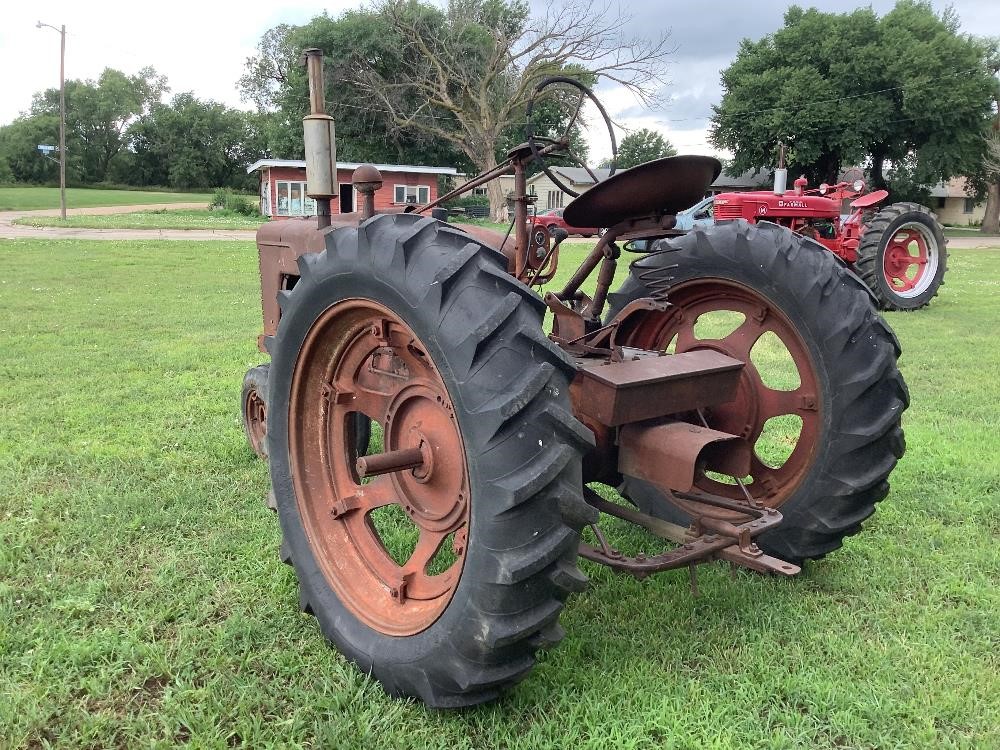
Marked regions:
[3,0,995,171]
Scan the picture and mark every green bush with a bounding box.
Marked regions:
[443,193,490,209]
[209,188,258,216]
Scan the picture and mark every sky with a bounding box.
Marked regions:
[2,0,997,165]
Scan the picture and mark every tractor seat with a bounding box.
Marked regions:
[563,155,722,230]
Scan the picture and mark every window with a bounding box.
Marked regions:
[936,197,946,209]
[394,184,430,204]
[963,197,975,214]
[546,190,564,209]
[472,187,488,196]
[275,180,317,216]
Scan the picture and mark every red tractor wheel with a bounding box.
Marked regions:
[265,214,595,707]
[855,202,947,311]
[607,221,908,564]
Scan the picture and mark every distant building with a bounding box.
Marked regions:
[708,169,772,194]
[527,167,613,210]
[929,177,986,226]
[246,159,458,218]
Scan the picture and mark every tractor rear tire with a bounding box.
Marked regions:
[266,213,595,707]
[241,364,270,460]
[606,221,908,565]
[854,202,947,311]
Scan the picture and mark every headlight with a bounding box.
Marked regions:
[819,183,829,195]
[853,179,865,192]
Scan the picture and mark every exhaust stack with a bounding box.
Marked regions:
[301,48,337,228]
[773,142,787,195]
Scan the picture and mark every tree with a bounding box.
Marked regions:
[242,0,672,219]
[975,41,999,234]
[710,2,995,190]
[983,129,1000,233]
[0,113,63,183]
[239,13,468,170]
[127,94,266,190]
[31,67,168,183]
[603,128,676,169]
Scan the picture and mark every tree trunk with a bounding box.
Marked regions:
[475,150,508,223]
[982,182,1000,234]
[870,145,887,190]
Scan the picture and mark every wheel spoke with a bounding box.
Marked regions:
[404,528,448,576]
[718,315,768,359]
[757,387,815,421]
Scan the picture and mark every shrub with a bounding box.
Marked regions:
[209,188,258,216]
[443,194,490,209]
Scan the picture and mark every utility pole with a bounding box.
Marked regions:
[37,21,66,221]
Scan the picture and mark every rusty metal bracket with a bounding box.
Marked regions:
[580,487,800,580]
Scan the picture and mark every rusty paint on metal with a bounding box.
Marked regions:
[571,350,743,426]
[618,420,751,493]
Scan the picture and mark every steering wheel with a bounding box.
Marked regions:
[524,76,617,198]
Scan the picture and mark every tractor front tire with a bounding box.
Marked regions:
[266,213,595,707]
[607,221,908,564]
[854,202,947,311]
[241,364,270,460]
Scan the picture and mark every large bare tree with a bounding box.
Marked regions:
[349,0,672,219]
[983,130,1000,234]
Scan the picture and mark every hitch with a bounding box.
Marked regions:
[580,487,800,580]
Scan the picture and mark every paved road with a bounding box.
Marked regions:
[0,203,256,241]
[0,205,995,248]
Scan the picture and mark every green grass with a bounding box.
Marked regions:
[0,187,215,211]
[1,237,998,748]
[943,227,999,239]
[14,208,264,231]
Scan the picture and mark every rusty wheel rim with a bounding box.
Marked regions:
[882,222,939,298]
[624,279,821,518]
[244,388,267,457]
[289,299,470,636]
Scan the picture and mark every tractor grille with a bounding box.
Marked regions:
[714,203,743,220]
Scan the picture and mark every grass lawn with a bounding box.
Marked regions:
[943,226,998,239]
[0,187,215,212]
[0,236,997,748]
[14,209,264,231]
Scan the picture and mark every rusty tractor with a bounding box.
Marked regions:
[240,52,908,707]
[712,157,948,311]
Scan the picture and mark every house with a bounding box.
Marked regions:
[246,159,458,218]
[526,167,612,210]
[929,177,987,226]
[708,169,771,194]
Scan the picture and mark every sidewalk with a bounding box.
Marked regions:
[1,204,996,248]
[0,203,256,241]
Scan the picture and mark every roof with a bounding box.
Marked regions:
[711,169,771,189]
[246,158,458,176]
[526,166,612,187]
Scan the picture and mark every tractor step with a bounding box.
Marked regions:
[571,349,743,426]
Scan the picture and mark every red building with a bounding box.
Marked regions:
[247,159,458,218]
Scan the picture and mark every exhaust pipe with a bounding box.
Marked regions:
[773,142,787,195]
[301,48,337,228]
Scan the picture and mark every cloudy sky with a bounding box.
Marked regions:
[2,0,997,164]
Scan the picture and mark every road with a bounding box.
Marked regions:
[0,204,996,248]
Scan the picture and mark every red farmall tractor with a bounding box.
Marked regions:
[713,169,948,311]
[240,53,908,707]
